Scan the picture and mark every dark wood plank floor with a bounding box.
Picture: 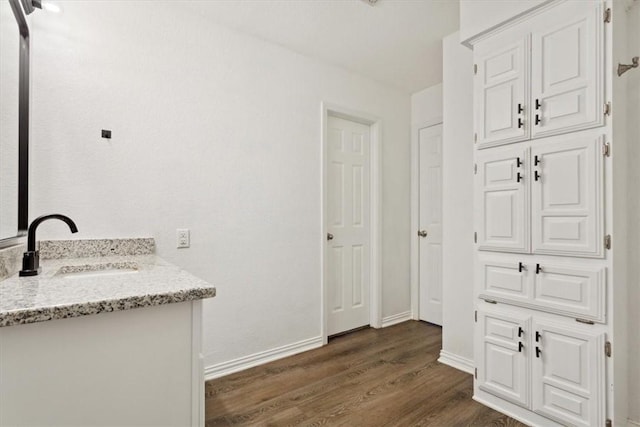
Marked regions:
[205,321,526,426]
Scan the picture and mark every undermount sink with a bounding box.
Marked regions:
[55,262,139,279]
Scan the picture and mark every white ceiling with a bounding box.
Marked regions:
[182,0,460,94]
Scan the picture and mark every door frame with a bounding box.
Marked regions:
[410,118,443,320]
[321,102,382,345]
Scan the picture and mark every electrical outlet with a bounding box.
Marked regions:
[176,229,190,248]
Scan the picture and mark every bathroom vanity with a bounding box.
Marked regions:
[0,238,215,427]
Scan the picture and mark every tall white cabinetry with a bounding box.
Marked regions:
[469,1,629,426]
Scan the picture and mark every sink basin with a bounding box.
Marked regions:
[55,262,139,279]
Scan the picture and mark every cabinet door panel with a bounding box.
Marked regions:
[533,263,606,322]
[530,1,604,138]
[476,145,529,253]
[475,32,529,148]
[532,320,605,427]
[477,309,530,408]
[531,131,604,257]
[478,255,530,303]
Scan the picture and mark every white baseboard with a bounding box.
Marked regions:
[381,311,412,328]
[629,419,640,427]
[438,350,474,375]
[204,336,323,381]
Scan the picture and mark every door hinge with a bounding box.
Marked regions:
[474,367,477,379]
[605,341,612,357]
[475,310,478,323]
[605,419,612,427]
[474,64,478,75]
[474,232,477,243]
[605,234,611,250]
[603,142,611,157]
[474,164,477,175]
[604,102,611,116]
[604,7,611,23]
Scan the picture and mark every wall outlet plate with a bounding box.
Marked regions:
[176,229,190,248]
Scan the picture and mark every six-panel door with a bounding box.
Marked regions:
[474,30,529,149]
[530,1,604,139]
[531,320,605,427]
[476,309,530,408]
[476,144,529,253]
[531,131,604,258]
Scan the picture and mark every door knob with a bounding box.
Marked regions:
[327,233,334,241]
[417,230,428,238]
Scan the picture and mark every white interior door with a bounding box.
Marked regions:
[326,116,370,336]
[418,124,443,325]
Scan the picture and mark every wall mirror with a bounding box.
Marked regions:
[0,0,29,248]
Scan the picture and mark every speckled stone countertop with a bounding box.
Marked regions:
[0,241,216,327]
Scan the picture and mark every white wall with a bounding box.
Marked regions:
[28,1,411,371]
[459,0,546,44]
[411,84,442,126]
[441,32,474,364]
[626,2,640,422]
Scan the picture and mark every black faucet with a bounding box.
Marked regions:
[19,214,78,277]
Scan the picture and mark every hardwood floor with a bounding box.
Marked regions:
[205,321,526,426]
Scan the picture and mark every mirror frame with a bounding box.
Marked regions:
[0,0,29,248]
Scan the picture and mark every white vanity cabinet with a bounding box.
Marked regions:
[476,307,606,427]
[476,129,605,259]
[474,1,605,148]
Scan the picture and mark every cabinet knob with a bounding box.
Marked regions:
[535,99,541,110]
[517,172,523,183]
[536,331,541,342]
[327,233,334,241]
[517,103,524,114]
[519,342,524,352]
[536,347,542,358]
[535,114,541,125]
[418,230,428,238]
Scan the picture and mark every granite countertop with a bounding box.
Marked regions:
[0,239,216,327]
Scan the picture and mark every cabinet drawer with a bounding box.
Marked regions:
[478,256,606,322]
[532,263,606,322]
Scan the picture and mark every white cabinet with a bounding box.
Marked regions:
[478,254,607,322]
[475,143,529,253]
[531,132,604,257]
[476,129,605,259]
[476,308,530,408]
[473,1,605,148]
[530,1,605,139]
[474,30,529,148]
[532,320,605,427]
[476,307,606,427]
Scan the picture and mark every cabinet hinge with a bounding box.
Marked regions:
[474,232,477,243]
[604,102,611,116]
[605,341,612,357]
[475,310,477,323]
[604,7,611,23]
[603,142,611,157]
[576,318,595,325]
[474,164,477,175]
[474,64,478,75]
[605,419,612,427]
[474,133,477,143]
[474,367,477,379]
[605,234,611,250]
